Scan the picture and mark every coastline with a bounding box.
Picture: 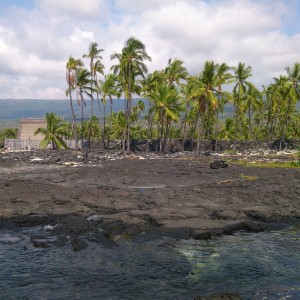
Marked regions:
[0,149,299,246]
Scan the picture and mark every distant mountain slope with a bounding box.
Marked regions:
[0,99,298,128]
[0,100,72,120]
[0,99,127,121]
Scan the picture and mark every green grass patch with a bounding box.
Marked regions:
[240,174,259,180]
[230,159,298,168]
[291,147,300,167]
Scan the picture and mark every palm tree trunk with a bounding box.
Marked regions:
[196,118,202,154]
[233,98,239,151]
[160,114,164,154]
[279,97,292,150]
[87,95,95,148]
[163,120,170,152]
[102,103,106,149]
[90,98,94,118]
[108,95,113,150]
[248,102,252,140]
[181,112,187,152]
[191,111,200,152]
[68,87,79,150]
[214,109,219,152]
[96,96,103,148]
[146,100,152,153]
[81,102,84,149]
[127,94,132,152]
[122,98,129,152]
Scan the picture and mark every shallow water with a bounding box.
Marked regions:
[0,225,300,299]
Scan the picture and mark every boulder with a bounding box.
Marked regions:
[210,160,228,169]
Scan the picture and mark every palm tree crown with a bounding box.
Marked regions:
[110,37,151,151]
[34,112,70,150]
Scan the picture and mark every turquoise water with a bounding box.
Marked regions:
[0,225,300,299]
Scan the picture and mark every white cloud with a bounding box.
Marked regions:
[70,28,95,44]
[0,0,299,99]
[37,0,109,18]
[114,0,175,13]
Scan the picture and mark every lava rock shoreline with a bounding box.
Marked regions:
[0,146,299,249]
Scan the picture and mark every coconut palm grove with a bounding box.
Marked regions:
[49,37,300,152]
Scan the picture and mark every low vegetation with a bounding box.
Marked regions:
[230,159,299,169]
[291,147,300,167]
[0,128,17,148]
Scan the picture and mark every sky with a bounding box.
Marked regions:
[0,0,299,99]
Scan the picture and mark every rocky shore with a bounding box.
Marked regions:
[0,145,299,252]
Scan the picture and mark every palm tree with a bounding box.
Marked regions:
[83,42,104,117]
[110,111,126,144]
[278,62,300,149]
[97,73,120,148]
[141,71,165,152]
[94,59,105,144]
[164,58,188,86]
[66,56,83,149]
[244,83,262,139]
[213,62,232,150]
[232,62,253,149]
[263,82,282,139]
[82,116,100,142]
[160,58,189,151]
[147,82,182,153]
[179,82,193,151]
[111,37,151,152]
[34,112,70,150]
[188,61,231,152]
[76,68,92,148]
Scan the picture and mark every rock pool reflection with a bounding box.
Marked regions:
[177,228,300,299]
[0,225,300,299]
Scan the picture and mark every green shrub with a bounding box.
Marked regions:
[291,146,300,167]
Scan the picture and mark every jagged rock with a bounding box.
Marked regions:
[210,160,228,169]
[71,237,88,251]
[32,240,51,248]
[194,293,242,300]
[193,230,212,240]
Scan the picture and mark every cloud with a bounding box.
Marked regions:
[70,28,95,45]
[115,0,297,87]
[0,0,299,99]
[37,0,109,18]
[114,0,175,13]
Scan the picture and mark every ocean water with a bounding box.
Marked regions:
[0,225,300,299]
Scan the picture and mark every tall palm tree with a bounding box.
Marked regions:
[34,112,70,150]
[141,71,164,152]
[263,82,282,139]
[97,73,120,148]
[66,56,83,149]
[83,42,104,117]
[213,62,232,150]
[111,37,151,152]
[76,68,92,148]
[93,59,105,145]
[244,83,262,139]
[188,61,231,152]
[232,62,253,149]
[179,81,193,151]
[147,82,182,153]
